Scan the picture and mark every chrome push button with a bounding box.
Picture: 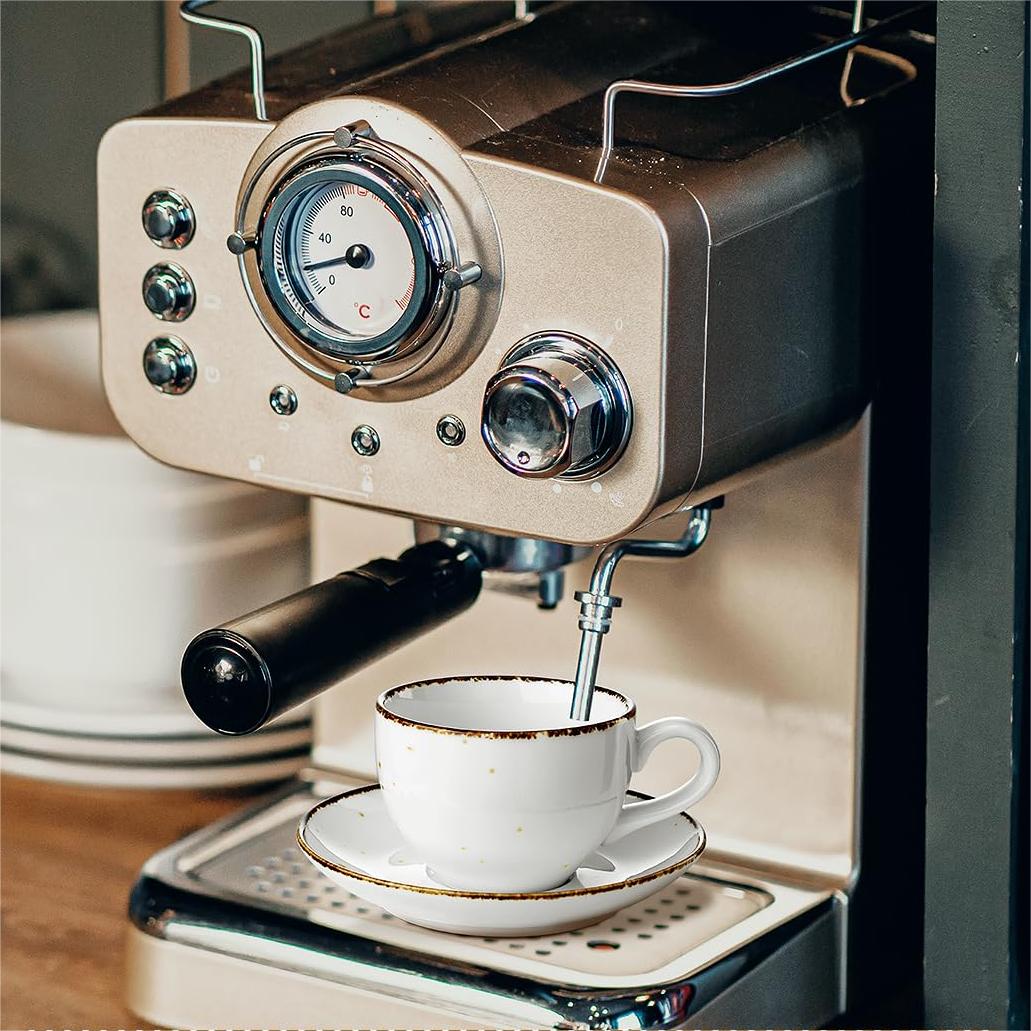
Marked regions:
[143,337,196,395]
[142,189,195,249]
[142,263,195,321]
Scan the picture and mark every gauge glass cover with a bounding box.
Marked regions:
[259,156,440,361]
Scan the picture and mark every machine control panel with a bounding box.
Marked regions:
[98,103,692,544]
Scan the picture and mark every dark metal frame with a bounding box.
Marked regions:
[926,3,1029,1027]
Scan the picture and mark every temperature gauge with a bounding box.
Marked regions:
[258,152,453,364]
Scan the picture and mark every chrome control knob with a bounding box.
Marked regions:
[481,333,632,480]
[142,189,195,248]
[142,263,195,321]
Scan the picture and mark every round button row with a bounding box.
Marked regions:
[142,191,196,324]
[351,416,465,457]
[140,334,467,467]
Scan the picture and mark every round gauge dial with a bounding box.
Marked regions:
[259,154,448,363]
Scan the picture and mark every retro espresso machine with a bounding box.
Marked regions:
[99,2,934,1026]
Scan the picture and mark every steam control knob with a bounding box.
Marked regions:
[142,189,195,248]
[142,263,195,321]
[481,333,632,480]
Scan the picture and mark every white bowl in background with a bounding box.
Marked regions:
[1,310,311,730]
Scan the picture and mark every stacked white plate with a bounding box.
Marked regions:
[1,310,313,787]
[0,703,312,788]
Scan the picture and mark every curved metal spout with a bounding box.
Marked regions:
[569,507,712,720]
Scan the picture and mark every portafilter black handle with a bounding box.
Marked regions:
[181,538,482,735]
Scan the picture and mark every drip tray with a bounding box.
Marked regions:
[197,819,767,981]
[130,771,842,1027]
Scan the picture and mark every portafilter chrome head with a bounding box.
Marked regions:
[413,523,592,609]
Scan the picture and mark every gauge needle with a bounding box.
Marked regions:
[303,244,372,272]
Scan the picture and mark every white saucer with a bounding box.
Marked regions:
[298,784,705,936]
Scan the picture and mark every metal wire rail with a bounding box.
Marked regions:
[593,1,925,182]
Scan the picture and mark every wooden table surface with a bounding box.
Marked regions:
[1,773,251,1030]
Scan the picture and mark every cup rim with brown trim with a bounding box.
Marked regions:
[375,674,636,739]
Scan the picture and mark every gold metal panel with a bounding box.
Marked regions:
[98,106,675,544]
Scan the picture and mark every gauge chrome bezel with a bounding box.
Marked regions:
[256,145,456,367]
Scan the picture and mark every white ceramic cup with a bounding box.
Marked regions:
[375,676,720,893]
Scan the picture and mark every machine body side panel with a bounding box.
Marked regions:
[692,182,867,497]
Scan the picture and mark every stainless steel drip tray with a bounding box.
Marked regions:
[129,771,844,1028]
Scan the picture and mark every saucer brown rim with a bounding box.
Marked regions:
[376,675,636,738]
[296,783,706,901]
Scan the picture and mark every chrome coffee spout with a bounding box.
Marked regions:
[570,507,713,720]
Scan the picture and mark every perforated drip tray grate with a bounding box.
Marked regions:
[132,775,842,1024]
[187,790,775,986]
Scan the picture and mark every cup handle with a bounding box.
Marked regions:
[609,717,720,841]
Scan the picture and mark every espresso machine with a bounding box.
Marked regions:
[98,2,934,1025]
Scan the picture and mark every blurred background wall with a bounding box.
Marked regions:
[0,0,380,315]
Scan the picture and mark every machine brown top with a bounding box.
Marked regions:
[148,2,932,182]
